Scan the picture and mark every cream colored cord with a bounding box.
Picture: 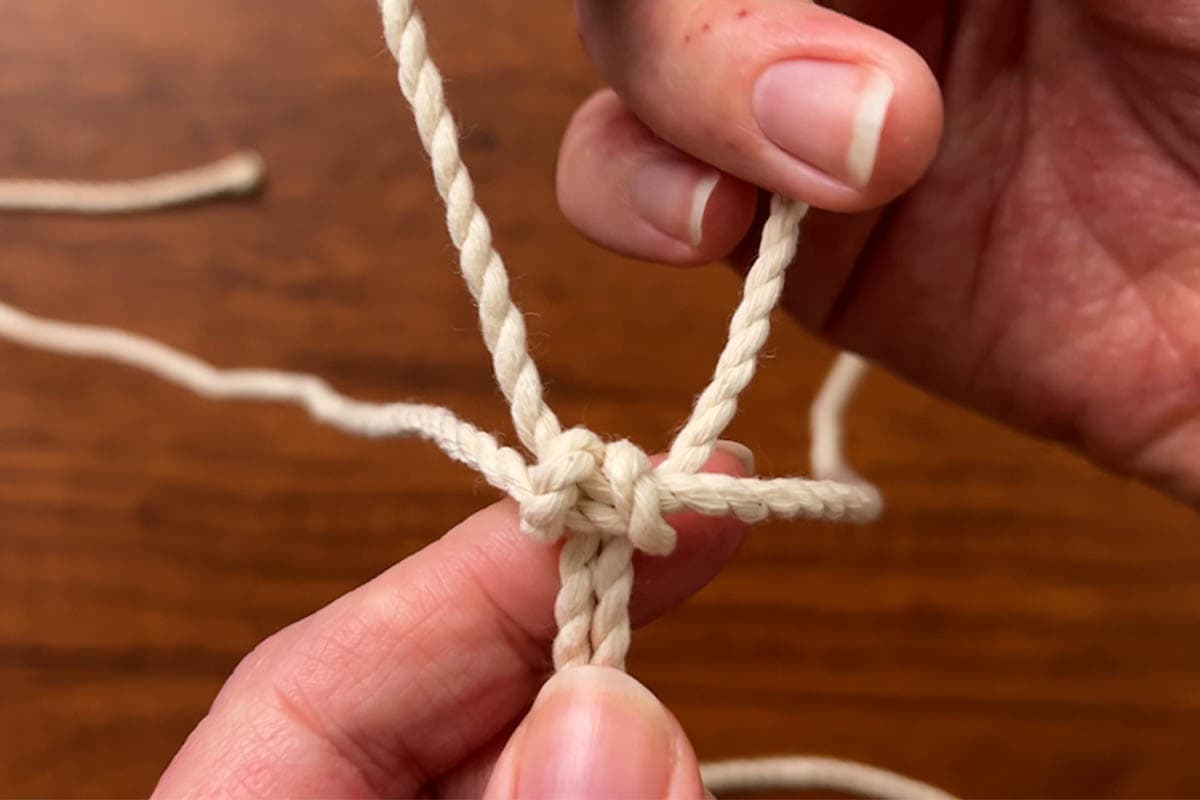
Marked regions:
[0,2,956,797]
[0,151,262,214]
[701,756,957,800]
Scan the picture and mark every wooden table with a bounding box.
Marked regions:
[1,2,1197,797]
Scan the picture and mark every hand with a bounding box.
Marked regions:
[557,1,1200,501]
[152,448,751,798]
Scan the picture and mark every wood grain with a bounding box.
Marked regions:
[1,2,1197,797]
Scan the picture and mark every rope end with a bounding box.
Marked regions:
[214,150,267,195]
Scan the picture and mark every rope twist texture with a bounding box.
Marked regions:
[377,0,881,669]
[0,3,955,796]
[0,0,884,673]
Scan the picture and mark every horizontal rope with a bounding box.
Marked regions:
[0,2,954,795]
[701,756,957,800]
[0,151,263,214]
[0,299,882,540]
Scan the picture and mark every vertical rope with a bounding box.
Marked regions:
[663,196,810,474]
[0,4,953,795]
[381,0,562,457]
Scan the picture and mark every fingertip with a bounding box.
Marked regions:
[483,666,705,800]
[851,43,945,207]
[748,48,943,211]
[577,0,946,213]
[558,90,758,267]
[714,438,756,474]
[697,171,759,260]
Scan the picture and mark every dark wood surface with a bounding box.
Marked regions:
[1,2,1198,797]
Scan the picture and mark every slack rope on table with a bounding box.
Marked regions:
[0,1,958,797]
[0,151,263,214]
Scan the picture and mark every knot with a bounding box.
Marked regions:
[519,427,676,556]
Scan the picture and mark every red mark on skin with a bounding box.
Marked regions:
[737,8,749,19]
[702,22,712,32]
[684,33,692,43]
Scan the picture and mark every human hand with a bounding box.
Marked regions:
[557,1,1200,501]
[152,448,752,799]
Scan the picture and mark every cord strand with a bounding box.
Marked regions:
[0,151,263,214]
[701,756,957,800]
[0,2,954,796]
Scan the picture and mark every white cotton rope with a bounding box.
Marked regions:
[701,756,958,800]
[0,1,958,797]
[0,151,264,214]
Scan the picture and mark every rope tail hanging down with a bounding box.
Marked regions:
[0,1,958,798]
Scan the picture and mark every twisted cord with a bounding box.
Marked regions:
[812,351,873,484]
[0,300,878,530]
[0,0,885,673]
[701,756,957,800]
[1,0,886,750]
[662,194,809,474]
[0,151,263,214]
[0,4,956,797]
[381,0,560,458]
[373,0,883,670]
[0,0,884,673]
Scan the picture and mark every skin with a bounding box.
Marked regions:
[560,0,1200,501]
[161,2,1199,796]
[154,450,746,798]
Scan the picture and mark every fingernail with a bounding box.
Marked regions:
[753,60,894,188]
[513,666,676,799]
[716,440,756,474]
[631,158,721,247]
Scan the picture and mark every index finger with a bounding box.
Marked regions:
[576,0,944,211]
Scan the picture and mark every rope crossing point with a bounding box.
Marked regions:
[0,2,965,797]
[378,0,882,670]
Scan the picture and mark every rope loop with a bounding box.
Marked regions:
[594,439,674,556]
[520,426,605,543]
[0,0,959,795]
[520,429,675,556]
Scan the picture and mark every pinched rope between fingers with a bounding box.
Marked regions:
[0,0,882,674]
[0,1,953,796]
[376,0,881,670]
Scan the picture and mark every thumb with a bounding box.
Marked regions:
[483,665,706,799]
[575,0,944,213]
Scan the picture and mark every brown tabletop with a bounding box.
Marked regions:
[1,2,1198,797]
